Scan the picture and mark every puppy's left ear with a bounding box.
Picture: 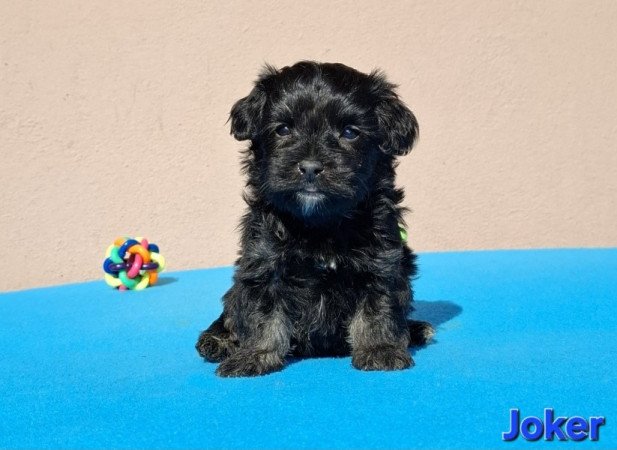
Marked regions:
[375,87,419,156]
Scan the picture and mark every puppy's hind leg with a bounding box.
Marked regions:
[196,312,238,362]
[407,320,434,347]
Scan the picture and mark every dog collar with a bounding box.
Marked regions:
[399,224,408,243]
[315,225,408,272]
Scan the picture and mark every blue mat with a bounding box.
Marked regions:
[1,249,616,448]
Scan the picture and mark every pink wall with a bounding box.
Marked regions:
[1,1,616,291]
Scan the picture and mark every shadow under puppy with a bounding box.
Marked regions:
[197,61,433,377]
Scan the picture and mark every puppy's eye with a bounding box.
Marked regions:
[341,126,360,140]
[275,124,292,136]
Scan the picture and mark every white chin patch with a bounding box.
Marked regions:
[296,191,326,216]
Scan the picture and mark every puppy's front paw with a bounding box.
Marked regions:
[352,345,413,371]
[216,350,284,377]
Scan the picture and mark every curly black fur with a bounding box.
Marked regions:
[196,61,433,377]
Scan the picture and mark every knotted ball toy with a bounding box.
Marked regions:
[103,237,166,291]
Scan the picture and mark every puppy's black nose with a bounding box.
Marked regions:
[298,160,324,180]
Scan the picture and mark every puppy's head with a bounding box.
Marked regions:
[230,61,418,223]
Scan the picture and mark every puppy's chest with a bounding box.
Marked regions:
[284,248,340,282]
[282,235,363,287]
[288,232,342,266]
[275,231,371,332]
[267,219,375,286]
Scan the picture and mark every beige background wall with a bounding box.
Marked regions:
[1,1,616,292]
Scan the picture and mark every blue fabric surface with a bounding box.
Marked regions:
[1,249,616,448]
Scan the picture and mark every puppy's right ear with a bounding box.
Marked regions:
[229,87,267,141]
[229,65,278,141]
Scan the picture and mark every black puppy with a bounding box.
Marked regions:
[196,61,433,377]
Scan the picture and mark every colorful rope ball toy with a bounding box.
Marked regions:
[103,237,166,291]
